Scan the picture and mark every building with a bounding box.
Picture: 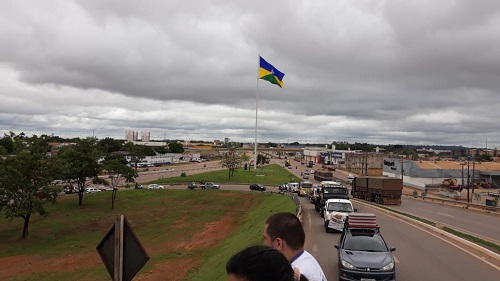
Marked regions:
[125,130,138,142]
[383,158,500,191]
[141,131,151,142]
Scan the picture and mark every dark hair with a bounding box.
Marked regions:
[266,212,305,250]
[226,245,308,281]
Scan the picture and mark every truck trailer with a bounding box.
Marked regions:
[352,177,403,205]
[314,169,334,181]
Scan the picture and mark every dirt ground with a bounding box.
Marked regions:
[0,215,235,280]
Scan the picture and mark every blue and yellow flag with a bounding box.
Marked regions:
[259,56,285,88]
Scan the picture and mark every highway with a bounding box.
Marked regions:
[301,196,500,280]
[135,159,500,279]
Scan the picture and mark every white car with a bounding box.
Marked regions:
[148,184,164,189]
[200,182,220,189]
[323,199,356,232]
[85,187,101,194]
[347,174,354,179]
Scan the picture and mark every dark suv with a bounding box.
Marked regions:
[335,226,396,280]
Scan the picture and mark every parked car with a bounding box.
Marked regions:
[335,214,396,280]
[148,184,164,189]
[187,182,199,189]
[99,185,115,191]
[63,186,79,194]
[200,182,220,189]
[134,184,143,189]
[85,187,101,194]
[249,184,266,191]
[346,174,354,179]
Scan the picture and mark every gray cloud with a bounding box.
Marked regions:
[1,0,500,148]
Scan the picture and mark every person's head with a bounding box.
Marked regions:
[264,212,305,254]
[226,245,299,281]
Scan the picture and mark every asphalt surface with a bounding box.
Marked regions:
[132,160,500,280]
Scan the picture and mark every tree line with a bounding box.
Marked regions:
[0,132,184,239]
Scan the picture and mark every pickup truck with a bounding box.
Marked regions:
[200,182,220,189]
[187,182,200,189]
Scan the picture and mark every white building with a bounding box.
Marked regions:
[141,131,151,142]
[125,130,138,142]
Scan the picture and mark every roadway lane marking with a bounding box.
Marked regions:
[437,212,454,217]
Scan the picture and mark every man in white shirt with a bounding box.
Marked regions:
[264,212,327,281]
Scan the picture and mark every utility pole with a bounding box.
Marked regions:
[472,161,476,195]
[461,163,465,190]
[401,158,404,182]
[467,160,470,203]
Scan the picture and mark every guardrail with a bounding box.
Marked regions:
[279,191,302,222]
[402,192,499,213]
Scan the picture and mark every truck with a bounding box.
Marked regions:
[307,160,314,168]
[314,169,334,181]
[351,177,403,205]
[316,181,349,217]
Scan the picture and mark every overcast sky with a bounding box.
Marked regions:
[1,0,499,148]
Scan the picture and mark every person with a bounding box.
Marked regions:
[226,245,308,281]
[264,212,327,281]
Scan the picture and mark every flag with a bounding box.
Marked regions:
[259,56,285,88]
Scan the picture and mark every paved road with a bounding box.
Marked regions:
[301,196,500,280]
[393,197,500,244]
[133,159,500,280]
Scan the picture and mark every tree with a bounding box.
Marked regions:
[168,142,185,153]
[97,138,124,153]
[55,137,102,206]
[0,134,59,239]
[124,142,146,173]
[220,147,244,178]
[100,155,137,209]
[0,132,15,154]
[240,153,250,171]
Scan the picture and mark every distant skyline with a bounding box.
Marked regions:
[2,1,500,148]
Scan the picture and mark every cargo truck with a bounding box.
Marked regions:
[316,181,349,216]
[351,177,403,205]
[314,169,334,181]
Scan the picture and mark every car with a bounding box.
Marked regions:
[187,182,200,189]
[323,199,356,232]
[335,214,396,281]
[63,186,79,194]
[148,184,164,189]
[200,182,220,189]
[99,185,115,191]
[296,187,307,197]
[302,171,310,179]
[249,183,266,191]
[134,184,143,189]
[85,187,101,194]
[347,174,354,179]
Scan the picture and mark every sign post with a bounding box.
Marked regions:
[97,214,149,281]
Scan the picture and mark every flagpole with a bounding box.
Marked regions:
[254,55,260,170]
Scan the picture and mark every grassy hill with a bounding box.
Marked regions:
[0,189,295,280]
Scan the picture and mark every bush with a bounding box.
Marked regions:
[412,190,418,198]
[181,172,187,177]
